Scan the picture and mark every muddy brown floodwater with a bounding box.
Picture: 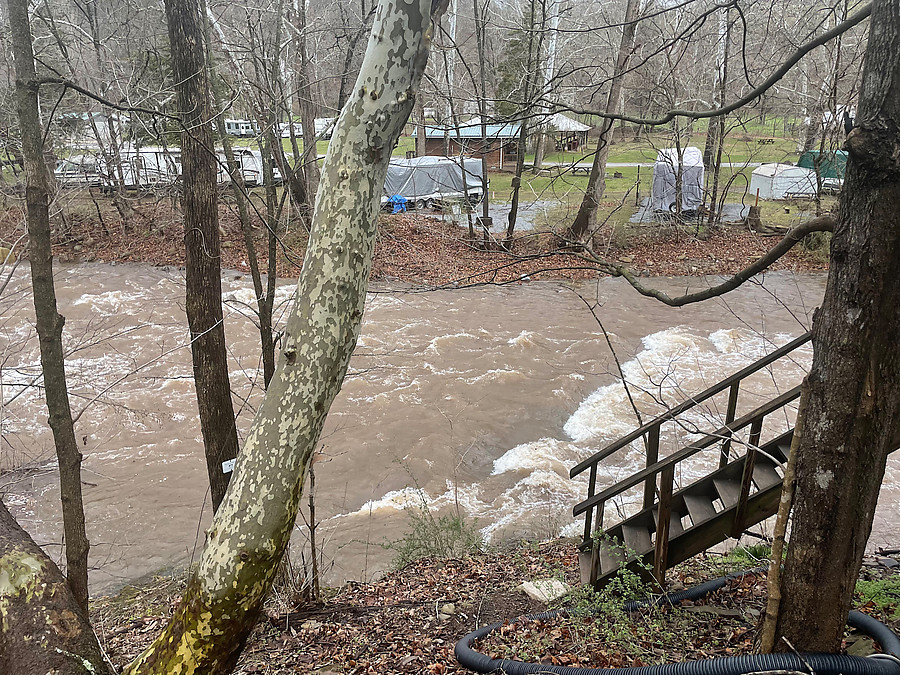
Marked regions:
[1,264,897,595]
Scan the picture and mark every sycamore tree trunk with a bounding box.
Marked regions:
[772,0,900,652]
[121,0,444,671]
[0,503,112,674]
[7,0,90,615]
[567,0,639,242]
[165,0,240,512]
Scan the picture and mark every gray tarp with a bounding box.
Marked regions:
[650,146,705,212]
[382,156,483,203]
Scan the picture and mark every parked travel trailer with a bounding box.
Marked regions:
[54,155,102,187]
[54,147,281,190]
[381,156,485,209]
[224,119,259,137]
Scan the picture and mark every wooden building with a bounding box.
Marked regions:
[412,119,522,169]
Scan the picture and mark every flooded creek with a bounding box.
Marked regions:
[1,264,898,594]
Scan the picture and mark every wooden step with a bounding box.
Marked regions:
[598,538,627,575]
[713,477,742,508]
[621,523,653,555]
[683,493,718,526]
[652,507,685,537]
[753,460,783,491]
[773,442,793,462]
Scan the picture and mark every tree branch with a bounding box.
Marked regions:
[584,215,836,307]
[563,3,871,125]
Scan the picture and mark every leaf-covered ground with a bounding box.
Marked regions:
[0,196,828,285]
[90,541,900,674]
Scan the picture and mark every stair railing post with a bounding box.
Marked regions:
[732,415,763,537]
[643,424,661,509]
[583,464,597,545]
[720,381,740,468]
[653,463,675,587]
[584,463,602,585]
[590,499,604,586]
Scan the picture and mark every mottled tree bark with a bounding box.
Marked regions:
[165,0,240,511]
[122,0,445,671]
[567,0,639,242]
[774,0,900,652]
[0,503,112,675]
[7,0,90,614]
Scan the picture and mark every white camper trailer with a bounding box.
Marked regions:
[224,119,259,137]
[750,163,818,200]
[651,147,705,213]
[55,146,281,190]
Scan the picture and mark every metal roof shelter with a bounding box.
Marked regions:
[412,119,522,139]
[547,113,591,151]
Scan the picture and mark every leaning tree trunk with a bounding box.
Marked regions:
[773,0,900,652]
[567,0,639,242]
[7,0,90,614]
[122,0,445,671]
[165,0,240,512]
[0,503,112,675]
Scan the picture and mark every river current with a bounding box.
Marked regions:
[1,264,897,594]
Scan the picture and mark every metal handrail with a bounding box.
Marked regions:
[569,331,811,479]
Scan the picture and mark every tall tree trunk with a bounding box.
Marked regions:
[773,0,900,652]
[415,96,428,156]
[122,1,444,669]
[165,0,240,512]
[296,0,320,201]
[7,0,90,614]
[203,4,276,388]
[473,0,490,221]
[567,0,639,242]
[0,503,112,675]
[532,0,560,172]
[506,0,539,239]
[702,7,728,172]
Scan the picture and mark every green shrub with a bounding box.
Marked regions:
[387,503,482,569]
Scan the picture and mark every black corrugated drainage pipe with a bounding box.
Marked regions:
[454,568,900,675]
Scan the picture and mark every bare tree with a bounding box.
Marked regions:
[7,0,89,614]
[165,0,240,511]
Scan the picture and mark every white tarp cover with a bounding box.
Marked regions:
[651,146,705,212]
[750,163,817,200]
[382,156,483,202]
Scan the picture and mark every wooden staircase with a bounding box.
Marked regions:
[570,332,813,588]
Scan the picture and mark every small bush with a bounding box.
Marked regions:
[387,504,482,569]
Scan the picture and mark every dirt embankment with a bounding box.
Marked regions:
[0,194,828,285]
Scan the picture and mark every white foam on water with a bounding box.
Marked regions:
[335,487,432,519]
[425,332,482,354]
[72,290,148,314]
[222,285,295,308]
[455,326,810,543]
[507,330,536,347]
[492,438,576,477]
[464,368,522,385]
